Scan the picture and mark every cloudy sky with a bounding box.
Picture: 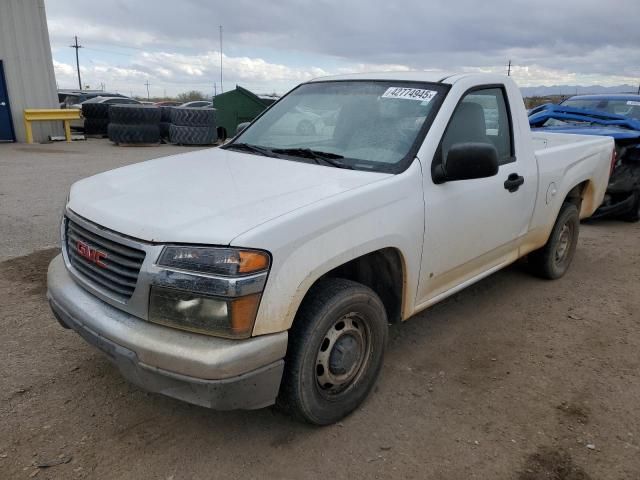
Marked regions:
[46,0,640,98]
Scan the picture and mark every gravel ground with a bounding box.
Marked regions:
[1,139,639,479]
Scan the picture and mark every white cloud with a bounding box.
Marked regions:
[54,47,639,99]
[53,50,332,96]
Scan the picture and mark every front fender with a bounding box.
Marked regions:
[231,161,425,336]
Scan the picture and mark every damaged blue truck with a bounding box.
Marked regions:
[529,94,640,221]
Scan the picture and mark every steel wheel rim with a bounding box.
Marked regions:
[315,312,371,398]
[555,222,572,265]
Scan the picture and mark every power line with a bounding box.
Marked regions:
[69,36,83,90]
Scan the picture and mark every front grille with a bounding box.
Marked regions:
[65,218,146,301]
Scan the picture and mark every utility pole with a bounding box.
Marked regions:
[144,80,151,100]
[507,60,512,76]
[219,25,224,93]
[70,36,83,90]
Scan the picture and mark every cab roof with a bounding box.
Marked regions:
[308,71,457,84]
[307,71,510,86]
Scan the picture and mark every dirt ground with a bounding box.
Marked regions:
[1,140,639,479]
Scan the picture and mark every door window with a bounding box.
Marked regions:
[440,87,514,166]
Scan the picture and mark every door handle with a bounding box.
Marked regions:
[0,102,5,106]
[504,173,524,192]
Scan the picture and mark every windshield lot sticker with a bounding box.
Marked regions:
[626,100,640,106]
[382,87,437,102]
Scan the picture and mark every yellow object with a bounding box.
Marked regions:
[23,109,81,144]
[238,250,270,273]
[229,293,262,337]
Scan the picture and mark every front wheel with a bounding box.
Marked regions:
[528,203,580,279]
[277,278,388,425]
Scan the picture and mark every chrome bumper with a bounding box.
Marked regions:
[47,255,287,409]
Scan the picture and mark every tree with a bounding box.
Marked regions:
[176,90,207,102]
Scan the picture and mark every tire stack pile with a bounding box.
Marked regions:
[108,105,161,145]
[170,108,217,145]
[82,103,110,136]
[159,106,173,141]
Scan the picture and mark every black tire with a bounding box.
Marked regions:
[109,105,161,125]
[160,106,174,122]
[169,124,217,145]
[217,126,228,142]
[108,123,160,144]
[81,102,110,119]
[528,203,579,279]
[170,107,216,127]
[159,122,171,139]
[83,117,109,135]
[277,278,388,425]
[622,190,640,222]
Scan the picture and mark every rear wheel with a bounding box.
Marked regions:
[277,278,388,425]
[528,203,579,279]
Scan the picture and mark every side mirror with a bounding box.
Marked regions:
[433,142,499,183]
[235,122,250,135]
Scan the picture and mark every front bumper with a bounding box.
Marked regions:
[47,255,287,410]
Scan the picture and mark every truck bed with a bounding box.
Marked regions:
[527,131,613,239]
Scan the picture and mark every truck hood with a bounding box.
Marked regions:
[68,148,390,245]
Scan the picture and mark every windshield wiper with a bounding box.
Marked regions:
[271,148,353,169]
[224,143,274,157]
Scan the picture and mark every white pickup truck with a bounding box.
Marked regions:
[47,72,613,425]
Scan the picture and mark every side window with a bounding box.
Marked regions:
[440,87,513,166]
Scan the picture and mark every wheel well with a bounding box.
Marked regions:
[564,180,589,213]
[315,248,404,323]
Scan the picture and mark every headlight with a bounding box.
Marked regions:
[157,246,269,276]
[149,286,261,339]
[151,246,270,338]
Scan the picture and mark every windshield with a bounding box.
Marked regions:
[229,80,446,172]
[562,98,640,120]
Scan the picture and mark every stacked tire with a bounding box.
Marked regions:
[159,106,173,141]
[170,108,217,145]
[82,103,110,136]
[108,105,161,145]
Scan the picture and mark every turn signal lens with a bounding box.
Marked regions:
[229,294,262,335]
[238,251,270,274]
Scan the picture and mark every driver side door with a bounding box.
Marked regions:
[416,86,536,307]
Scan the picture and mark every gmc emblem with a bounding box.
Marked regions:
[76,240,107,268]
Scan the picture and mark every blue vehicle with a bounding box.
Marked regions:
[529,95,640,221]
